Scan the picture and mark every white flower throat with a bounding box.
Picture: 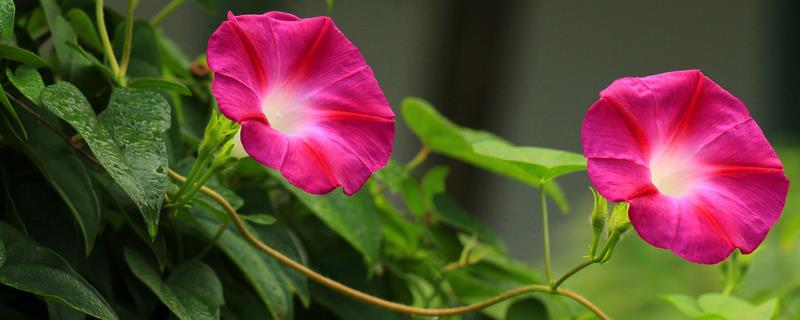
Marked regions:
[649,150,698,197]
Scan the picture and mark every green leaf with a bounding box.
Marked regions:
[279,177,382,268]
[190,208,309,320]
[11,109,101,254]
[0,0,13,39]
[697,294,779,320]
[433,194,500,245]
[156,31,191,78]
[662,294,704,318]
[65,42,114,81]
[6,65,45,105]
[373,160,424,215]
[0,44,49,68]
[473,140,586,181]
[421,165,449,209]
[240,214,277,225]
[124,248,224,320]
[505,298,548,320]
[0,239,5,268]
[40,82,158,236]
[47,299,87,320]
[98,87,170,237]
[402,97,570,212]
[40,0,90,80]
[371,183,424,255]
[65,9,102,52]
[445,236,563,319]
[0,81,25,139]
[0,222,118,320]
[129,77,191,95]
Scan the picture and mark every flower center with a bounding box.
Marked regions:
[649,151,697,197]
[261,88,306,134]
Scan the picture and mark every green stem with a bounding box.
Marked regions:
[599,231,621,263]
[540,185,553,285]
[118,0,139,84]
[722,253,739,296]
[151,0,186,26]
[95,0,120,81]
[169,153,214,214]
[589,230,601,258]
[405,146,429,171]
[553,259,595,289]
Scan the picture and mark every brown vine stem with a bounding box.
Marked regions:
[168,169,609,319]
[8,94,608,319]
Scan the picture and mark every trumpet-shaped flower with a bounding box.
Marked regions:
[582,70,789,264]
[208,11,395,195]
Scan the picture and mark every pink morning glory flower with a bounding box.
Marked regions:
[581,70,789,264]
[207,11,395,195]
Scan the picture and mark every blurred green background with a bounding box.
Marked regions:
[108,1,800,318]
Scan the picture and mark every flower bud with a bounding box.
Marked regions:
[608,202,631,235]
[590,187,608,234]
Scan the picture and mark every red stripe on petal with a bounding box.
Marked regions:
[602,97,652,159]
[706,164,784,177]
[317,110,394,123]
[665,73,705,146]
[289,18,331,83]
[226,12,270,91]
[693,202,734,248]
[299,138,338,187]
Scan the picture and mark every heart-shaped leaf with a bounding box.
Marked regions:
[40,82,162,237]
[402,97,571,212]
[472,140,586,181]
[99,87,171,236]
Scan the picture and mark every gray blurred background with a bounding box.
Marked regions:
[111,0,798,317]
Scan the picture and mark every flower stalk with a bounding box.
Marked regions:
[540,184,554,285]
[95,0,120,83]
[118,0,139,83]
[589,187,608,257]
[169,109,239,214]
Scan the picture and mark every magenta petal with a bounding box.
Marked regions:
[598,70,702,147]
[209,11,394,195]
[586,158,656,202]
[628,194,681,250]
[583,70,789,264]
[207,12,274,93]
[239,121,288,169]
[314,113,394,171]
[278,135,372,195]
[695,119,783,169]
[669,200,736,264]
[581,98,650,165]
[212,74,264,122]
[630,194,734,264]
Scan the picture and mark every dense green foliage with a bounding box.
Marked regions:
[0,1,797,320]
